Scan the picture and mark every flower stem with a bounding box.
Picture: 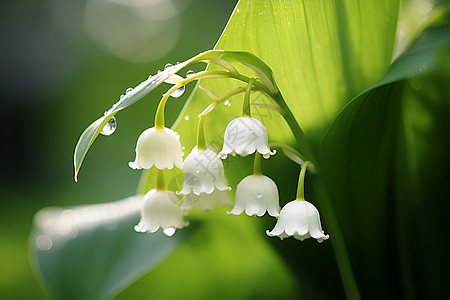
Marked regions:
[197,115,207,150]
[313,179,362,300]
[242,78,254,116]
[156,70,267,130]
[296,161,310,200]
[155,168,165,191]
[271,92,316,163]
[253,152,262,175]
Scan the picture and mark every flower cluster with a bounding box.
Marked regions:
[125,77,328,243]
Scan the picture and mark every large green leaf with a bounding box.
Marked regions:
[174,0,399,153]
[319,25,450,299]
[29,196,193,300]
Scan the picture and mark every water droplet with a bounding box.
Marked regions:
[184,116,190,120]
[165,63,173,69]
[171,85,185,98]
[101,116,117,136]
[256,193,263,199]
[193,176,198,181]
[195,169,200,173]
[182,146,185,150]
[186,70,195,77]
[157,70,162,74]
[223,100,230,106]
[163,227,176,237]
[36,235,53,251]
[120,94,125,99]
[148,75,153,79]
[126,88,133,93]
[176,61,180,65]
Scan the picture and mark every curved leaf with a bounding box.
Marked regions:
[30,196,194,300]
[319,25,450,299]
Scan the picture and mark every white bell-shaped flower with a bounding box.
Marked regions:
[134,189,188,234]
[178,147,231,195]
[129,127,183,170]
[227,175,280,217]
[219,116,276,159]
[266,200,329,242]
[181,189,232,211]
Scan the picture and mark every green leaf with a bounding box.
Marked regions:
[319,25,450,298]
[30,196,193,300]
[175,0,399,151]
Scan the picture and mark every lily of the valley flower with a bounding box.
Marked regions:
[266,200,329,242]
[178,147,231,195]
[219,116,276,159]
[181,188,232,211]
[129,127,183,170]
[228,174,280,217]
[134,189,188,234]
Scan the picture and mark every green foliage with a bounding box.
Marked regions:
[30,1,450,300]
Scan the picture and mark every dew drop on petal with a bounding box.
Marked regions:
[120,94,125,99]
[126,88,133,94]
[195,169,200,173]
[157,70,162,74]
[100,116,117,136]
[165,63,173,69]
[171,85,185,98]
[186,70,195,77]
[256,193,263,199]
[148,75,153,79]
[163,227,176,237]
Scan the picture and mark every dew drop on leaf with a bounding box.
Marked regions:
[100,116,117,136]
[171,85,185,98]
[186,70,195,77]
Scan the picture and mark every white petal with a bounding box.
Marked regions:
[135,189,188,233]
[197,189,231,211]
[266,200,328,242]
[178,147,230,195]
[229,175,279,217]
[219,117,275,159]
[129,128,183,170]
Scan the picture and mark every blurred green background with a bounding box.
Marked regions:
[0,0,237,298]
